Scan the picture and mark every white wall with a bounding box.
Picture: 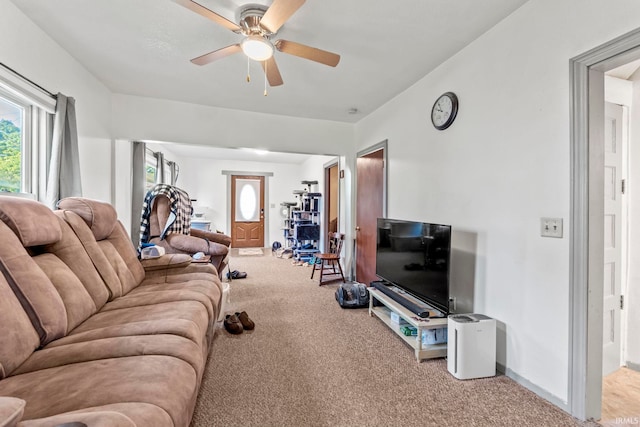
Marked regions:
[0,0,113,203]
[111,94,353,156]
[355,0,640,404]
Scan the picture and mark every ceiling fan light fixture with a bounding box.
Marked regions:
[241,36,274,61]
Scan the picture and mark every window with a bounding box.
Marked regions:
[0,65,55,199]
[0,94,25,193]
[145,149,157,191]
[144,148,179,190]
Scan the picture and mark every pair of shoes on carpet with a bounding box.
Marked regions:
[223,311,255,334]
[226,270,247,279]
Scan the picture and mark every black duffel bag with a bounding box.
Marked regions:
[335,283,369,308]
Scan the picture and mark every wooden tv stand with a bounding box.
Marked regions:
[368,287,448,362]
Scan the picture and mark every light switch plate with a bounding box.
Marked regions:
[541,217,563,238]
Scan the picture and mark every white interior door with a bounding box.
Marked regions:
[602,102,623,377]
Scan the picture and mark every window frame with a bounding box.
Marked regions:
[0,65,54,200]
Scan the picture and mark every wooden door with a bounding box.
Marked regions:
[231,175,265,248]
[356,149,385,285]
[325,162,339,249]
[602,102,623,376]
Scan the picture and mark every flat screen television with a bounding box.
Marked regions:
[375,218,452,314]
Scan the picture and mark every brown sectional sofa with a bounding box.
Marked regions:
[0,196,222,426]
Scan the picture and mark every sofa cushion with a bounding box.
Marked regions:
[17,403,172,427]
[60,210,125,299]
[49,213,111,309]
[45,319,203,351]
[31,253,97,333]
[102,288,216,321]
[130,279,222,319]
[0,223,67,346]
[0,356,197,427]
[59,198,145,293]
[0,196,61,247]
[57,197,117,241]
[0,274,39,380]
[102,221,146,293]
[12,334,203,378]
[68,301,210,349]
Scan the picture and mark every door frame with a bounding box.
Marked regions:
[222,170,273,247]
[230,175,265,248]
[569,27,640,421]
[354,140,388,281]
[324,158,340,251]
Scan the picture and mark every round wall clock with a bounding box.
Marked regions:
[431,92,459,130]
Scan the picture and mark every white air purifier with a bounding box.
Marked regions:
[447,314,496,380]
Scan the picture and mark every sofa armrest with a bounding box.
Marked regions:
[0,397,25,427]
[189,228,231,247]
[165,233,228,257]
[140,254,192,272]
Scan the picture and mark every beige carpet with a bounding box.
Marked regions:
[191,255,598,427]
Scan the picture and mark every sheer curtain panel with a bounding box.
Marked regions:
[45,93,82,208]
[131,141,146,248]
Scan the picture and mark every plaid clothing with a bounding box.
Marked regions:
[139,184,193,251]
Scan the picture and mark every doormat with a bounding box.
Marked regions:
[238,248,264,256]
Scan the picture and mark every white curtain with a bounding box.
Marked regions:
[169,161,179,185]
[154,151,165,184]
[131,141,146,248]
[45,93,82,208]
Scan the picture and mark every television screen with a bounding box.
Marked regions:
[375,218,452,314]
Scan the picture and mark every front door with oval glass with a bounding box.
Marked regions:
[231,175,265,248]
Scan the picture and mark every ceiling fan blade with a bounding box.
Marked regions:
[260,0,305,33]
[275,40,340,67]
[191,44,241,66]
[261,57,284,86]
[174,0,241,32]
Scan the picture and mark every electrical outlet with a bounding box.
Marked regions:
[541,217,563,238]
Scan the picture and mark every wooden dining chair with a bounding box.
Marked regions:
[311,232,345,286]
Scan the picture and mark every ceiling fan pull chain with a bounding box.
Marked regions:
[264,61,268,96]
[246,56,251,83]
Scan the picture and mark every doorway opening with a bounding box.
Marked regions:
[570,27,640,422]
[600,63,640,424]
[324,160,339,250]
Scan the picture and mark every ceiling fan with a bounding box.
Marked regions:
[174,0,341,89]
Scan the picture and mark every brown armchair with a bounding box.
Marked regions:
[144,186,231,278]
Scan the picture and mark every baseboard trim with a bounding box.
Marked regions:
[626,362,640,372]
[497,363,570,413]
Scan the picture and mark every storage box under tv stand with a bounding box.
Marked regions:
[368,287,447,362]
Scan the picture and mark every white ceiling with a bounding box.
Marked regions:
[10,0,528,123]
[149,141,314,164]
[606,58,640,80]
